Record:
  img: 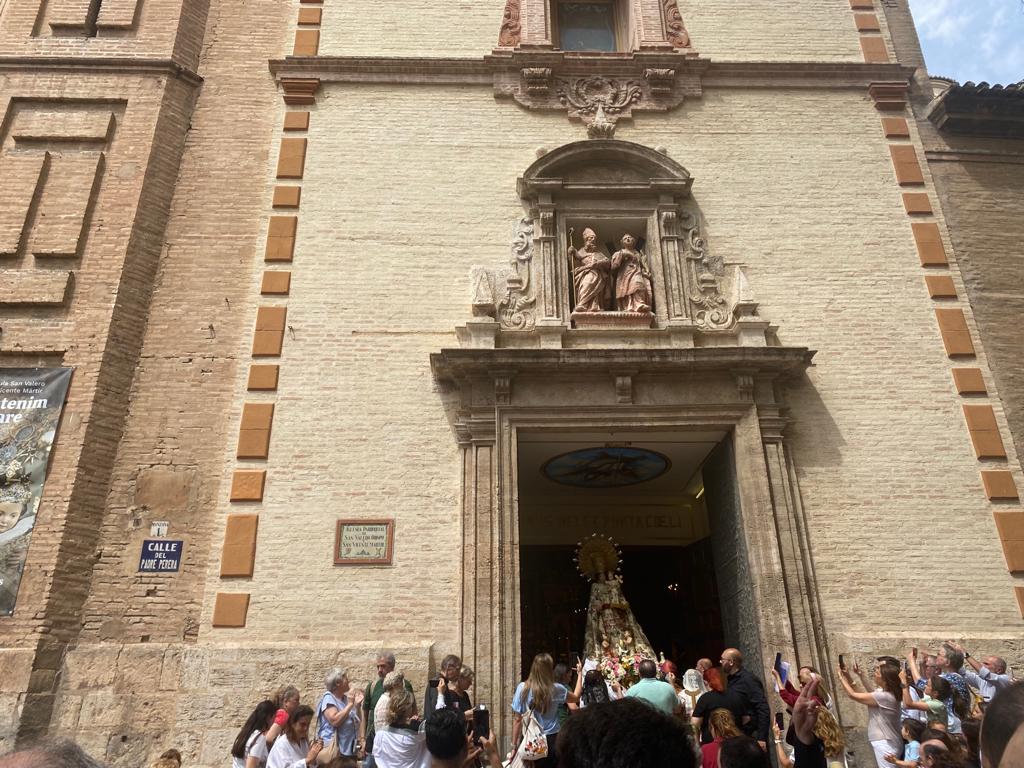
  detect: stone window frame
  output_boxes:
[499,0,691,53]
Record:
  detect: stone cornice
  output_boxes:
[430,346,815,384]
[925,149,1024,165]
[269,55,911,89]
[0,56,203,85]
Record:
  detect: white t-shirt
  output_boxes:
[267,735,309,768]
[233,730,269,768]
[867,690,901,743]
[372,725,430,768]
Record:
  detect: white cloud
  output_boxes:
[909,0,1024,84]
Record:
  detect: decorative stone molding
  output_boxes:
[613,372,635,404]
[644,68,676,96]
[268,57,912,91]
[493,372,514,405]
[280,78,320,105]
[521,67,552,95]
[868,81,909,110]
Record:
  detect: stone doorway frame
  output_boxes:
[432,347,828,741]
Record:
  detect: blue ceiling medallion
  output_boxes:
[541,446,671,488]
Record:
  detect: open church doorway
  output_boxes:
[516,429,748,678]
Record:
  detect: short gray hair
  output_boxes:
[377,650,396,665]
[325,667,347,691]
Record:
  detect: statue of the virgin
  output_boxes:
[575,535,656,665]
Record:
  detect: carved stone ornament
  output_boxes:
[558,77,642,139]
[497,0,521,47]
[521,67,552,96]
[644,68,676,96]
[680,214,733,331]
[662,0,691,48]
[488,52,705,138]
[465,217,538,335]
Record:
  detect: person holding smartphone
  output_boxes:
[837,659,902,768]
[424,655,462,716]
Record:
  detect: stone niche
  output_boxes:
[461,139,770,349]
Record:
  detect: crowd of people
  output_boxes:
[217,642,1019,768]
[0,643,1019,768]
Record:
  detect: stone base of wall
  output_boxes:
[2,641,435,766]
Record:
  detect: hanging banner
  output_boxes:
[0,368,73,616]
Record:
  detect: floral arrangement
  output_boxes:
[598,645,646,686]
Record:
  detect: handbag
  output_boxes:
[505,708,548,767]
[313,694,341,765]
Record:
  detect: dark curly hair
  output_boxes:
[556,698,695,768]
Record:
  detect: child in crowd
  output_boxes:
[884,718,925,768]
[901,672,951,730]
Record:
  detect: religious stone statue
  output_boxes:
[611,233,653,313]
[568,227,611,312]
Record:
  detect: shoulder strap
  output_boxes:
[315,693,326,731]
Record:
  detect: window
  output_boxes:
[557,1,618,51]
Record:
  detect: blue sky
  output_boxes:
[908,0,1024,85]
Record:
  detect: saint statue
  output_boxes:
[611,233,653,313]
[575,535,656,669]
[568,227,611,312]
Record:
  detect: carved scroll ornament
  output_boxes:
[497,217,537,330]
[498,0,521,47]
[684,224,732,330]
[662,0,690,48]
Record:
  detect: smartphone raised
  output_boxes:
[838,654,846,671]
[473,705,490,745]
[775,712,784,731]
[428,678,441,689]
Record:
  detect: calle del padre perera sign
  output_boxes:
[138,539,183,572]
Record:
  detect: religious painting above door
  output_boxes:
[541,446,670,487]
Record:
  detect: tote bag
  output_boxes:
[504,708,547,767]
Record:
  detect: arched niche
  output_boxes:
[464,140,766,349]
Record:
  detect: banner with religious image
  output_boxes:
[0,368,73,615]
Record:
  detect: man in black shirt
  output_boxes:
[691,676,746,745]
[720,648,770,748]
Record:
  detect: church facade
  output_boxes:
[0,0,1022,764]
